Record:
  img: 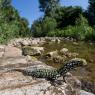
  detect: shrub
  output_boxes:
[32,17,57,37]
[85,27,95,41]
[0,0,31,43]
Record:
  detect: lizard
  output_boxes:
[2,58,87,80]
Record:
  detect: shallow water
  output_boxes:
[40,40,95,81]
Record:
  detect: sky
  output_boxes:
[12,0,89,26]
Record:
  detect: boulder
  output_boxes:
[0,68,83,95]
[0,45,5,58]
[3,46,22,58]
[81,79,95,94]
[73,42,79,45]
[80,90,94,95]
[52,55,66,63]
[65,52,79,58]
[7,38,23,47]
[60,48,78,58]
[60,48,69,55]
[22,47,44,56]
[45,50,58,58]
[55,38,61,43]
[0,56,92,95]
[65,72,81,95]
[21,39,32,46]
[31,38,40,45]
[25,55,32,62]
[45,51,67,64]
[31,47,44,52]
[8,38,33,47]
[0,73,93,95]
[0,68,91,95]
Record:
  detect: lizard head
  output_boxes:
[70,58,87,66]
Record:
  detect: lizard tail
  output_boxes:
[0,68,25,74]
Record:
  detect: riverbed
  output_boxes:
[38,40,95,82]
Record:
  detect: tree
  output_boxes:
[87,0,95,25]
[39,0,60,17]
[18,17,31,37]
[31,17,57,37]
[0,0,31,43]
[54,6,83,28]
[0,0,11,8]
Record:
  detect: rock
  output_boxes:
[31,56,38,61]
[65,52,79,58]
[31,47,44,52]
[3,46,22,58]
[7,37,62,47]
[22,46,44,56]
[60,48,78,58]
[81,79,95,94]
[52,55,66,63]
[0,56,28,67]
[80,90,94,95]
[0,56,88,95]
[8,38,36,47]
[26,55,32,62]
[65,73,81,95]
[31,38,40,45]
[73,42,79,45]
[0,45,5,52]
[45,50,58,58]
[70,52,79,57]
[0,52,4,58]
[0,70,82,95]
[21,39,32,46]
[0,45,5,58]
[45,51,67,64]
[55,39,61,43]
[45,37,61,43]
[89,43,93,45]
[60,48,69,55]
[8,38,23,47]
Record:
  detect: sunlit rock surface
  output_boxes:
[0,37,94,95]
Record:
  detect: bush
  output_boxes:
[85,28,95,41]
[0,0,31,43]
[32,17,57,37]
[47,22,95,41]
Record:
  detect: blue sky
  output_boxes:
[12,0,89,25]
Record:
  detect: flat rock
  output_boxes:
[0,57,28,67]
[45,50,58,58]
[3,46,22,58]
[22,46,44,56]
[60,48,69,55]
[80,90,94,95]
[0,59,85,95]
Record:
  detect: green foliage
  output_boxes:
[54,6,83,28]
[39,0,60,17]
[42,17,57,35]
[32,3,95,41]
[1,0,95,43]
[31,18,43,37]
[47,15,95,41]
[0,0,11,8]
[85,28,95,41]
[87,0,95,25]
[0,0,31,43]
[32,17,57,37]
